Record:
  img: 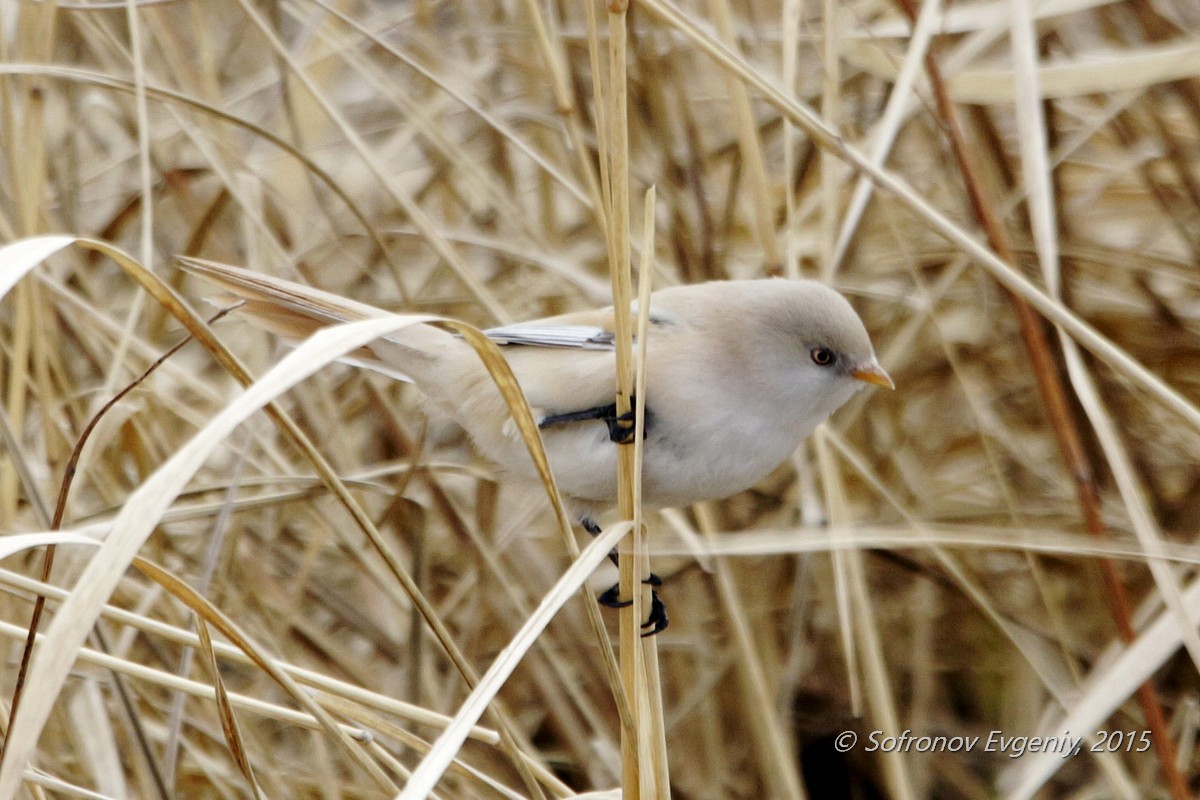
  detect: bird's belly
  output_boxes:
[529,415,806,510]
[530,424,622,504]
[638,421,803,508]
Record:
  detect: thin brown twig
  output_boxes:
[2,303,238,769]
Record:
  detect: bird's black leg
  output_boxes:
[540,404,615,428]
[580,517,620,569]
[540,398,647,445]
[581,516,669,636]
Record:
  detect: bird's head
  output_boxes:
[756,280,893,406]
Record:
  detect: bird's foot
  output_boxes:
[603,405,637,445]
[539,398,646,444]
[597,574,668,636]
[581,518,669,635]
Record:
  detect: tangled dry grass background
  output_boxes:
[0,0,1198,798]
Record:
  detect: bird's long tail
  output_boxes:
[177,257,451,383]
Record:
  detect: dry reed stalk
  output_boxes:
[0,565,518,748]
[816,430,914,800]
[640,0,1200,433]
[696,499,808,800]
[633,189,670,798]
[4,303,237,772]
[591,3,670,798]
[889,0,1189,794]
[0,238,555,798]
[707,0,781,270]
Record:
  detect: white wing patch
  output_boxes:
[483,324,616,350]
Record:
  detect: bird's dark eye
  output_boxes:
[810,347,836,367]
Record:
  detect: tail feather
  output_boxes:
[179,257,386,326]
[178,257,451,383]
[179,257,619,508]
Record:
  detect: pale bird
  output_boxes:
[182,260,893,633]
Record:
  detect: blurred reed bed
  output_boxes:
[0,0,1198,798]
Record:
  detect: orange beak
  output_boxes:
[851,361,895,390]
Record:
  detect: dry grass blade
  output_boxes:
[397,523,629,800]
[0,237,551,797]
[830,0,943,270]
[654,525,1200,566]
[0,565,504,747]
[817,430,912,799]
[0,532,102,559]
[0,309,451,795]
[129,556,395,790]
[639,0,1200,433]
[696,500,808,800]
[194,619,266,800]
[1006,575,1200,799]
[0,236,76,294]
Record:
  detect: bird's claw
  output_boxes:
[596,575,669,636]
[604,408,638,444]
[597,584,631,609]
[641,591,669,637]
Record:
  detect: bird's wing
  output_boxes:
[482,323,615,350]
[482,309,628,417]
[479,300,662,351]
